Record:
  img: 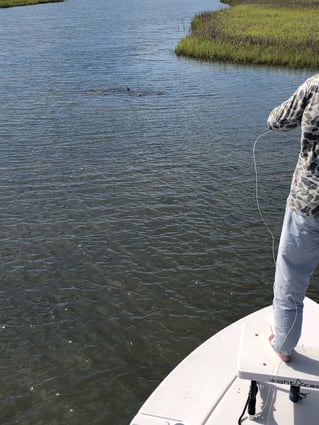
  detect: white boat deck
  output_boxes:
[130,297,319,425]
[238,320,319,389]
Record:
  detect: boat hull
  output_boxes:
[130,297,319,425]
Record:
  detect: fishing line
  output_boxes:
[252,129,298,349]
[252,130,276,266]
[250,129,299,424]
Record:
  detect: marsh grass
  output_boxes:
[176,2,319,68]
[0,0,63,7]
[222,0,319,6]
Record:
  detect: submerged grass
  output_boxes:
[0,0,63,7]
[175,1,319,68]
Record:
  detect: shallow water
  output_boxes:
[0,0,318,424]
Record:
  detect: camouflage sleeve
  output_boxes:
[267,83,309,131]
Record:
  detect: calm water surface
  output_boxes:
[0,0,318,424]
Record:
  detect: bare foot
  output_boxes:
[269,334,291,362]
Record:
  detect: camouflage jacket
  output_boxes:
[267,73,319,216]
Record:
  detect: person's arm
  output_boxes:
[267,82,310,131]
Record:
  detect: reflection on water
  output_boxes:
[0,0,317,423]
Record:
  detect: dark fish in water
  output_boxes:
[84,87,164,97]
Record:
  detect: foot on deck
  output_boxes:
[268,335,291,362]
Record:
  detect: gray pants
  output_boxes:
[271,205,319,356]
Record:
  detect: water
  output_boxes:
[0,1,318,424]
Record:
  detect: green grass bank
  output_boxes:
[0,0,63,7]
[175,0,319,68]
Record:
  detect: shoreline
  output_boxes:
[175,0,319,69]
[0,0,63,7]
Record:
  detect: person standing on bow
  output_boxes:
[267,73,319,362]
